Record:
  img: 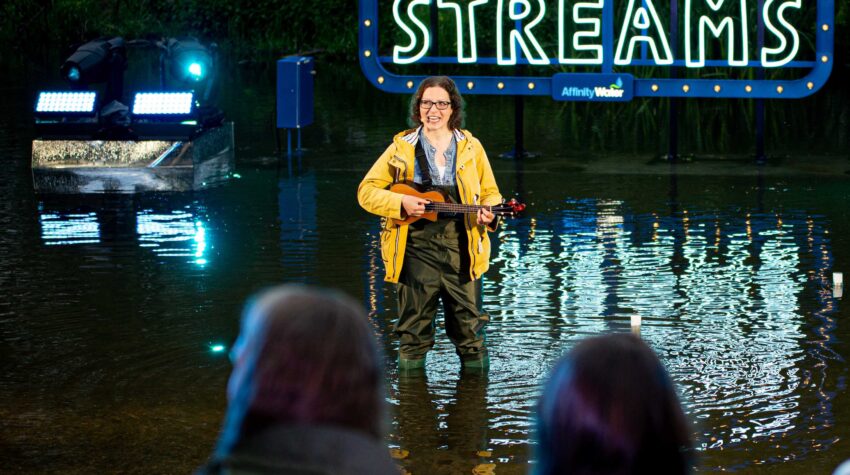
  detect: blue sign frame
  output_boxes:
[358,0,833,99]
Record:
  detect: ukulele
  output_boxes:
[390,182,526,226]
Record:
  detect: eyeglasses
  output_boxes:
[420,100,451,110]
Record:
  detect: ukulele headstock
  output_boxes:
[497,198,526,217]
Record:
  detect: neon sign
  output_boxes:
[359,0,834,99]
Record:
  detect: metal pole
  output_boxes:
[287,129,292,157]
[274,104,281,154]
[755,0,766,163]
[513,3,525,159]
[755,100,765,163]
[668,100,679,161]
[667,0,679,161]
[515,94,525,159]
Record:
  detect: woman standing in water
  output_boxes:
[358,76,503,369]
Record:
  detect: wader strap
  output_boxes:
[415,139,432,188]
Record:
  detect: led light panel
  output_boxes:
[35,91,97,113]
[132,92,194,115]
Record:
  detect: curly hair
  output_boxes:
[408,75,465,130]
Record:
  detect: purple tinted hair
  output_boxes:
[535,333,693,475]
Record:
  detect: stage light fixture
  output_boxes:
[33,90,100,138]
[60,37,126,85]
[35,91,98,115]
[166,38,213,83]
[132,92,195,116]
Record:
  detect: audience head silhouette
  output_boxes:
[204,284,397,475]
[535,333,693,475]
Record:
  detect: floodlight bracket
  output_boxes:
[60,37,126,105]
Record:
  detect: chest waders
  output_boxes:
[395,182,488,368]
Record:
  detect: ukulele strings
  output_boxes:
[424,202,512,214]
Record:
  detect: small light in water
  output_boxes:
[211,344,225,352]
[232,173,241,178]
[194,222,207,261]
[630,315,641,336]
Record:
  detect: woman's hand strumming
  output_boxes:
[402,195,429,217]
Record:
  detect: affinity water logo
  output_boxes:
[560,77,624,99]
[596,77,625,98]
[552,73,634,102]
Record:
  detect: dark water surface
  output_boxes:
[2,62,850,474]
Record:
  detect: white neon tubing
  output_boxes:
[393,0,432,65]
[558,0,604,65]
[685,0,749,67]
[436,0,489,63]
[614,0,674,65]
[497,0,550,65]
[761,0,801,67]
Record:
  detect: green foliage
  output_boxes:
[0,0,358,60]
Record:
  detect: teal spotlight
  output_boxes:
[166,38,213,84]
[66,67,81,82]
[188,62,203,80]
[58,37,126,106]
[60,37,125,85]
[210,344,226,353]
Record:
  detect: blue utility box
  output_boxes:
[276,56,314,129]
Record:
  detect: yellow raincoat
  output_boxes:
[357,127,502,283]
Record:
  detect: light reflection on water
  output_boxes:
[279,170,318,281]
[39,211,100,245]
[459,200,837,472]
[39,205,210,265]
[28,173,842,474]
[137,210,209,265]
